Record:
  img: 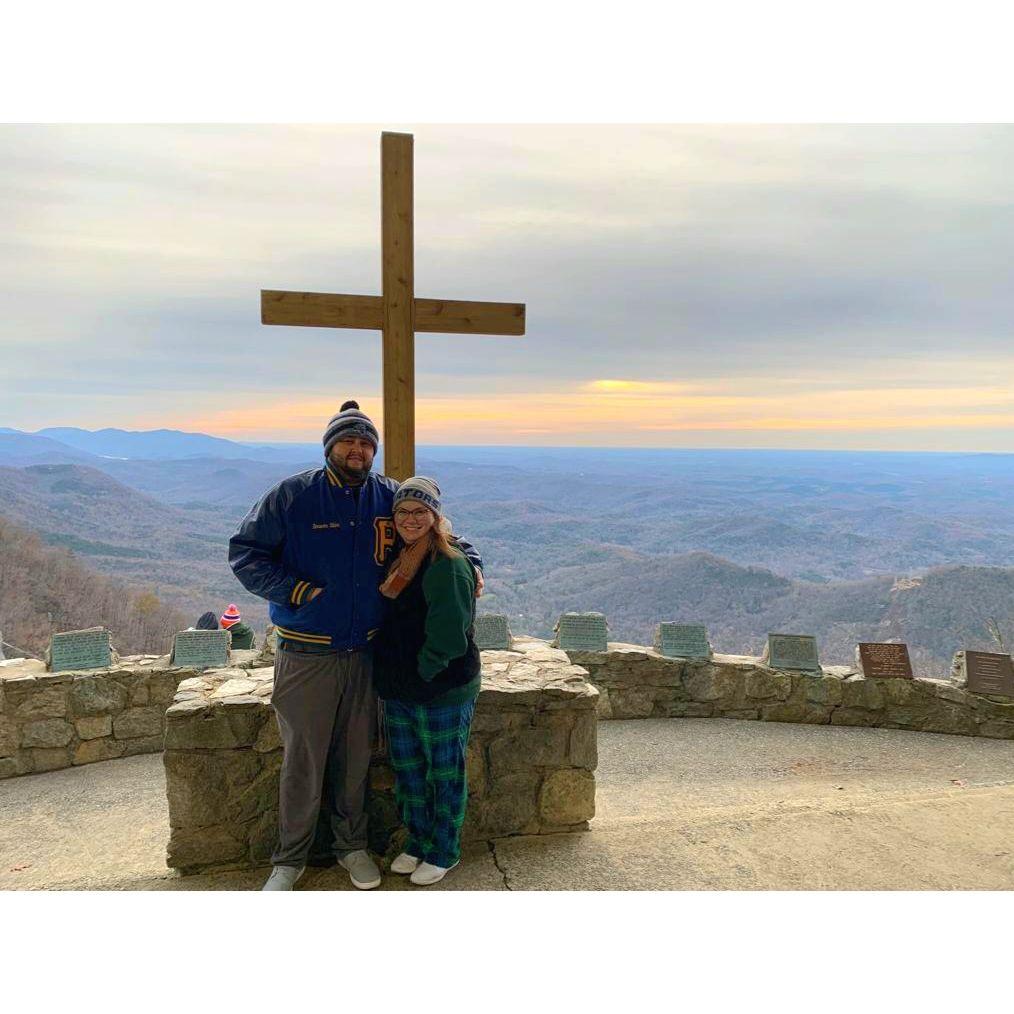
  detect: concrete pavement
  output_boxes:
[2,718,1013,890]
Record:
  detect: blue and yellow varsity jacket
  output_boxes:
[228,462,481,652]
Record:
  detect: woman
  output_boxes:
[373,476,481,886]
[219,603,255,650]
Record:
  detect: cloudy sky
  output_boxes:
[3,123,1014,450]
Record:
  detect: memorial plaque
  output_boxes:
[172,629,231,670]
[474,613,512,651]
[766,633,821,672]
[554,612,608,652]
[49,628,112,673]
[857,642,913,680]
[655,622,711,659]
[965,650,1014,698]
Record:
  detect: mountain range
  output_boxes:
[2,425,1014,670]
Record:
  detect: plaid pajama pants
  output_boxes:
[384,696,477,869]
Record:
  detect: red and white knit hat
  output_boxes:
[220,604,241,629]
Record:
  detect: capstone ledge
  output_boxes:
[560,641,1014,740]
[0,659,235,779]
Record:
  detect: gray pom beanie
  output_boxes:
[323,400,379,455]
[393,476,442,515]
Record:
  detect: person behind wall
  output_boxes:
[219,603,255,650]
[372,476,481,887]
[228,400,483,892]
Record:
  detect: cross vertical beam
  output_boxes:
[261,131,525,483]
[381,132,416,481]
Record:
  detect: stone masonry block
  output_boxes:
[122,735,166,757]
[978,720,1014,740]
[466,741,487,798]
[841,678,884,711]
[12,688,68,721]
[164,705,263,751]
[0,717,18,757]
[921,706,978,737]
[568,713,598,769]
[666,701,715,718]
[804,675,844,706]
[113,707,163,740]
[148,671,182,706]
[538,769,595,826]
[684,666,739,703]
[165,751,232,828]
[21,718,75,749]
[69,676,129,717]
[75,715,113,740]
[466,771,540,839]
[761,701,832,725]
[745,670,792,700]
[607,688,656,718]
[167,825,247,873]
[488,725,569,774]
[73,738,125,765]
[253,715,282,753]
[31,747,72,772]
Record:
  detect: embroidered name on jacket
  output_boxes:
[312,522,342,530]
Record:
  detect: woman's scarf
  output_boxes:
[380,533,433,599]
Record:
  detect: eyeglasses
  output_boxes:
[394,508,432,522]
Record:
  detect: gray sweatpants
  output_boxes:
[270,645,376,868]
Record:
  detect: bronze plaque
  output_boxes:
[50,628,112,672]
[656,623,711,659]
[965,651,1014,698]
[858,642,913,680]
[474,613,511,651]
[766,633,821,672]
[555,613,608,652]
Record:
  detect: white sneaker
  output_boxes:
[390,852,420,875]
[261,865,306,891]
[410,860,459,886]
[338,849,382,890]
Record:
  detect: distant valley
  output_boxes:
[3,426,1014,671]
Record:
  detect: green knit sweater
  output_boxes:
[227,622,255,650]
[419,553,480,706]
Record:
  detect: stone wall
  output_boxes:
[564,642,1014,739]
[164,638,598,875]
[0,650,261,779]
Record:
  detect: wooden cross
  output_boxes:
[261,131,526,481]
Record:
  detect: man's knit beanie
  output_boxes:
[393,476,442,515]
[220,604,241,629]
[323,400,380,455]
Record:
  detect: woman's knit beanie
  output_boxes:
[393,476,442,515]
[220,604,241,629]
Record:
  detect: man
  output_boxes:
[228,400,482,891]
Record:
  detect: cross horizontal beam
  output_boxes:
[261,289,525,336]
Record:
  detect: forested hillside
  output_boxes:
[0,463,267,625]
[0,515,188,658]
[4,431,1014,673]
[478,548,1014,672]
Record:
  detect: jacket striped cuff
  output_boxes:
[276,625,332,646]
[290,581,321,606]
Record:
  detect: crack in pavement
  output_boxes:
[487,839,512,890]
